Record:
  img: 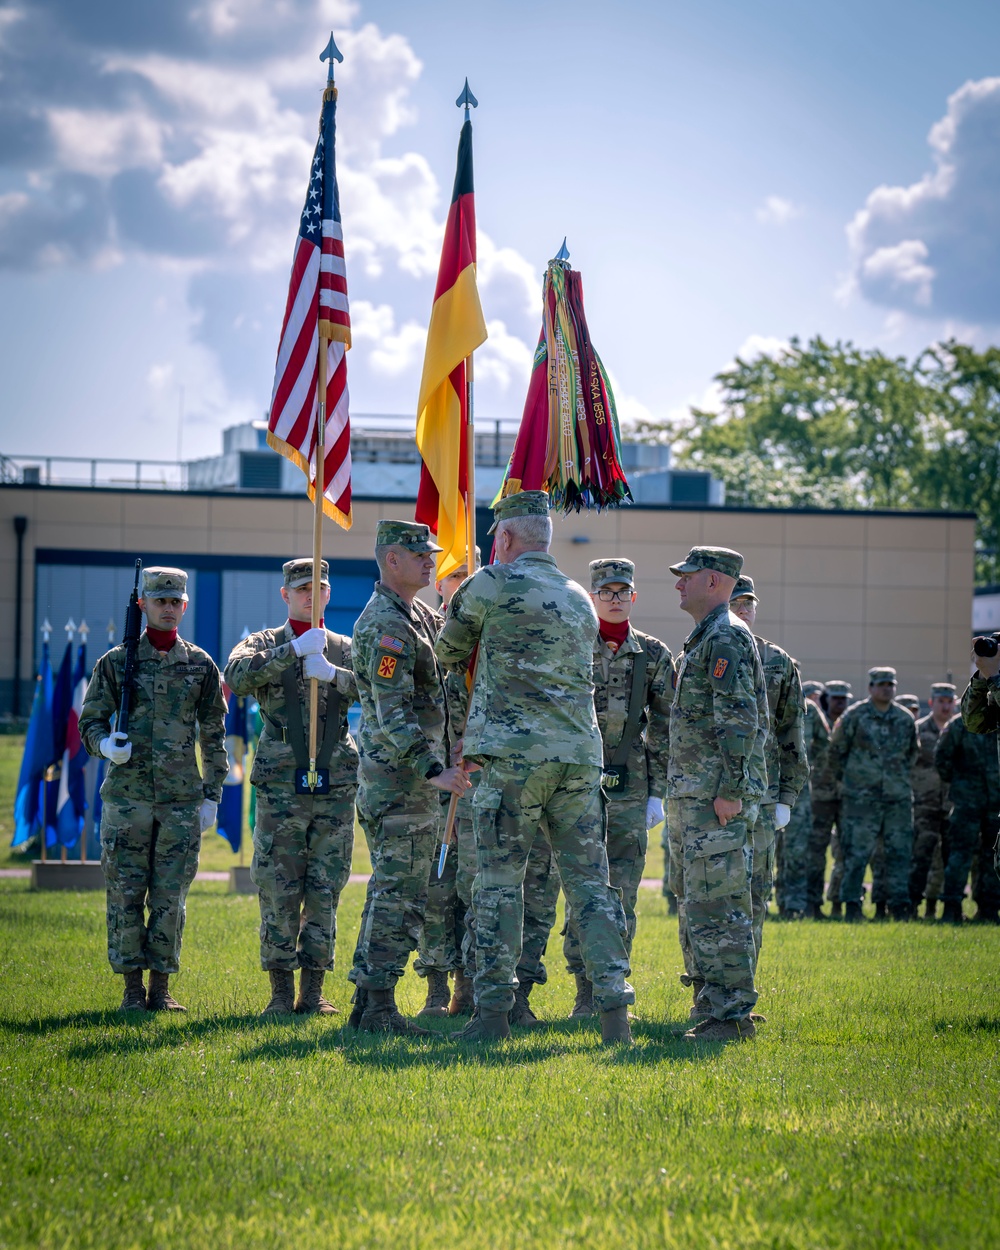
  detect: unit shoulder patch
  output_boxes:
[376,654,399,681]
[708,643,741,693]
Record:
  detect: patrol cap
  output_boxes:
[488,490,551,534]
[824,679,853,697]
[283,558,330,590]
[930,682,956,698]
[802,680,826,697]
[375,520,442,553]
[897,693,920,711]
[729,574,758,602]
[868,666,898,685]
[590,558,635,591]
[669,546,744,580]
[141,567,189,602]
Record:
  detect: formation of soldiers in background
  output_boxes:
[78,495,1000,1045]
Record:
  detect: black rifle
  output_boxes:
[116,560,143,736]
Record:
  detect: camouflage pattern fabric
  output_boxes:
[960,675,1000,875]
[224,623,358,971]
[668,603,767,1019]
[99,798,201,974]
[828,698,917,909]
[935,711,1000,908]
[908,713,950,907]
[750,803,776,951]
[350,583,450,989]
[81,635,228,973]
[516,827,560,987]
[784,699,830,913]
[807,718,843,906]
[564,798,646,973]
[472,759,632,1013]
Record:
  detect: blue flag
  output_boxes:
[12,642,54,848]
[45,638,74,849]
[56,640,88,848]
[216,689,247,854]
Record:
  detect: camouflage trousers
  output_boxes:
[942,802,1000,908]
[472,760,633,1015]
[839,798,913,910]
[750,804,776,957]
[350,780,442,991]
[775,789,811,914]
[806,797,842,906]
[250,784,355,972]
[99,796,201,975]
[413,799,467,977]
[564,797,646,975]
[661,820,677,908]
[907,807,947,905]
[667,797,758,1021]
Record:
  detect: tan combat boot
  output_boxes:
[359,987,431,1036]
[448,968,475,1016]
[146,970,186,1012]
[416,969,451,1018]
[600,1006,633,1045]
[455,1007,510,1042]
[509,981,542,1028]
[261,969,296,1016]
[295,968,339,1015]
[570,972,595,1018]
[683,1015,756,1043]
[119,969,147,1013]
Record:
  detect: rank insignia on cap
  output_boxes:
[713,658,729,679]
[377,655,398,680]
[379,635,405,654]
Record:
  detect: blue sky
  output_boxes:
[0,0,998,464]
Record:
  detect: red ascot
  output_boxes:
[599,619,630,654]
[145,626,178,653]
[288,618,314,638]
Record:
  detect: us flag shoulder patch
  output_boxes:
[377,654,398,680]
[379,634,405,653]
[713,658,729,679]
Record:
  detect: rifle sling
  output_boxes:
[607,638,648,770]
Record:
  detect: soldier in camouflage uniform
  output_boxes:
[667,547,768,1044]
[729,576,808,939]
[871,693,924,917]
[961,639,1000,880]
[80,567,228,1013]
[224,558,358,1016]
[435,492,634,1045]
[349,521,470,1035]
[935,704,1000,923]
[906,683,955,920]
[563,558,672,1018]
[807,679,852,917]
[827,667,917,921]
[792,681,830,920]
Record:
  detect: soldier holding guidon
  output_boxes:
[224,558,358,1016]
[80,567,228,1013]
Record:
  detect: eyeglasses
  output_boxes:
[596,588,633,603]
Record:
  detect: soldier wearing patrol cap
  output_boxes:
[224,558,359,1016]
[348,521,470,1035]
[906,682,956,919]
[826,666,917,920]
[80,566,228,1012]
[807,678,854,917]
[436,491,635,1045]
[666,547,768,1042]
[561,557,673,1018]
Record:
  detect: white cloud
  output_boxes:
[755,195,801,226]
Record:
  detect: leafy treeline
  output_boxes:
[631,337,1000,585]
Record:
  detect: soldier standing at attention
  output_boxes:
[564,558,672,1018]
[435,491,634,1045]
[827,667,917,921]
[349,521,470,1035]
[907,683,956,920]
[80,567,228,1013]
[224,559,358,1016]
[808,679,853,917]
[667,547,767,1044]
[794,681,831,920]
[729,576,808,934]
[961,638,1000,883]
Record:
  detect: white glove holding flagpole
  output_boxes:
[292,627,327,657]
[303,653,337,683]
[100,732,131,765]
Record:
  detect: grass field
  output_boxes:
[2,741,1000,1248]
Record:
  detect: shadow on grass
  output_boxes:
[933,1015,1000,1036]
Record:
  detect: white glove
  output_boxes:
[198,799,218,833]
[291,627,327,657]
[774,802,791,830]
[100,732,132,765]
[303,653,337,683]
[645,796,664,830]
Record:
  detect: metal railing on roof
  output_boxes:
[1,455,188,491]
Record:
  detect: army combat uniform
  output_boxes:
[961,671,1000,879]
[806,679,853,913]
[827,670,917,919]
[667,550,767,1027]
[788,697,830,918]
[907,698,952,916]
[79,568,228,1005]
[435,492,633,1041]
[935,711,1000,922]
[223,559,358,1013]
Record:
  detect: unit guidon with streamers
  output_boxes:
[267,86,353,529]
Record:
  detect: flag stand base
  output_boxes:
[31,861,104,891]
[229,866,255,895]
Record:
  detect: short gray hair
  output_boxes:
[496,514,552,550]
[375,544,403,576]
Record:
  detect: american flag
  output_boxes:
[268,86,352,529]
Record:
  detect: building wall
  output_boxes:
[0,484,977,710]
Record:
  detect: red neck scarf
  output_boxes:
[145,626,178,652]
[288,618,318,637]
[599,619,630,653]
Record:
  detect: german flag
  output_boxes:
[414,117,487,579]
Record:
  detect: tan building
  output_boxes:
[0,483,976,710]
